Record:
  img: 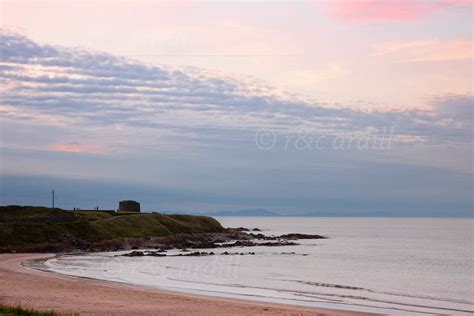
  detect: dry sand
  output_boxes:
[0,253,380,315]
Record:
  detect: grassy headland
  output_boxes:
[0,206,223,253]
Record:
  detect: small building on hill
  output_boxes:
[118,200,141,213]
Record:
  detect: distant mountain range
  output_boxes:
[161,208,405,217]
[161,208,281,217]
[200,208,281,217]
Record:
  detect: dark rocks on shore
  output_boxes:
[223,240,299,247]
[248,233,272,240]
[120,249,311,257]
[117,229,327,258]
[222,240,255,247]
[219,251,256,256]
[15,223,326,254]
[259,241,298,246]
[177,251,214,257]
[122,251,166,257]
[122,251,144,257]
[148,252,167,257]
[115,230,325,258]
[120,250,260,257]
[248,232,325,241]
[234,227,250,232]
[231,227,262,232]
[278,233,326,240]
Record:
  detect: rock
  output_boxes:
[278,233,325,240]
[259,241,298,246]
[147,252,166,257]
[121,250,167,257]
[249,233,268,239]
[219,251,255,256]
[228,240,256,247]
[123,251,144,257]
[177,251,215,257]
[101,230,323,256]
[234,227,250,232]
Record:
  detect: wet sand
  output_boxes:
[0,253,379,315]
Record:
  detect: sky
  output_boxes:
[0,0,472,216]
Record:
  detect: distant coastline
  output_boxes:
[161,208,474,218]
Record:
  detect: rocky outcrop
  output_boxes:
[118,229,327,257]
[278,233,325,240]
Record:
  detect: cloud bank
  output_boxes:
[1,31,471,144]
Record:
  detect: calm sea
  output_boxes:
[45,217,474,315]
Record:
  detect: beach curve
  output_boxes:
[0,253,380,316]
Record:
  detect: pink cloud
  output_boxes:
[373,38,473,62]
[326,0,472,21]
[49,142,102,154]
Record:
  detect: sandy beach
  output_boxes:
[0,253,378,316]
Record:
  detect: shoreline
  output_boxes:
[0,253,379,316]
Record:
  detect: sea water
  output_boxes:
[44,217,474,315]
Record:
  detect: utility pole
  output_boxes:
[52,189,55,209]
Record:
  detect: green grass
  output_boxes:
[0,305,78,316]
[0,206,73,219]
[89,213,222,240]
[0,206,224,251]
[72,211,113,220]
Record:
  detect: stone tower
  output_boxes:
[118,200,140,213]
